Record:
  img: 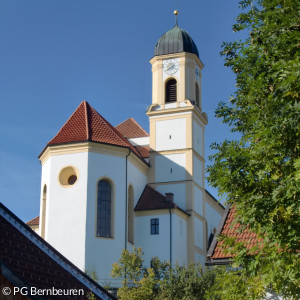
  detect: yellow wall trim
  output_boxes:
[40,142,149,174]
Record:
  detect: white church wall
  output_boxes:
[85,151,127,283]
[193,156,204,188]
[128,136,149,146]
[127,160,148,206]
[155,153,186,182]
[39,156,51,237]
[193,185,204,216]
[44,152,88,271]
[195,252,205,268]
[192,120,204,158]
[155,118,186,151]
[194,217,204,249]
[127,159,148,249]
[172,214,187,266]
[135,213,171,267]
[205,201,222,236]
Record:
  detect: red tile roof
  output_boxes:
[115,117,148,138]
[207,206,263,261]
[135,146,150,158]
[26,216,39,226]
[135,185,189,215]
[43,101,146,163]
[0,203,115,300]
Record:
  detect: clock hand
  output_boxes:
[167,65,174,71]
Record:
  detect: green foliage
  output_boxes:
[85,269,99,283]
[111,248,219,300]
[85,269,98,300]
[207,0,300,298]
[160,264,219,300]
[111,247,159,299]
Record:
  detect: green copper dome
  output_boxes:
[154,25,199,58]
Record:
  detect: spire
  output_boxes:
[174,10,179,27]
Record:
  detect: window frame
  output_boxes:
[165,78,177,103]
[96,179,113,238]
[150,218,159,235]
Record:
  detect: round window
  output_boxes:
[68,175,77,185]
[59,166,78,187]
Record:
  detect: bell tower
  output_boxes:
[150,11,204,109]
[147,11,209,264]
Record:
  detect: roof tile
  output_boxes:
[135,185,176,211]
[26,216,39,226]
[45,101,146,162]
[135,146,150,158]
[208,206,262,260]
[116,118,148,138]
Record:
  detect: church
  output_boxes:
[28,15,224,287]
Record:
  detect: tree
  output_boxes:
[159,264,218,300]
[207,0,300,298]
[111,247,160,300]
[111,247,219,300]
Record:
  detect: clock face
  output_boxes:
[163,59,179,75]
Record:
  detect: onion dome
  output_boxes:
[154,25,199,58]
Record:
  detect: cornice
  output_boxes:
[39,142,149,174]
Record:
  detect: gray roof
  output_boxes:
[154,25,199,58]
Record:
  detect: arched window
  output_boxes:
[128,186,134,244]
[97,180,112,238]
[195,83,199,106]
[41,185,47,238]
[165,79,177,103]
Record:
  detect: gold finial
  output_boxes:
[174,10,179,26]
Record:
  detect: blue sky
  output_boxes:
[0,0,245,222]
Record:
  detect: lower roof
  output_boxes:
[135,185,190,216]
[207,205,262,263]
[0,203,115,300]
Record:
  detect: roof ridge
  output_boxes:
[93,109,132,146]
[47,101,86,145]
[128,117,149,136]
[207,205,231,258]
[146,184,165,198]
[91,107,146,161]
[115,117,149,138]
[84,101,90,140]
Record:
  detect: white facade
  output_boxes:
[40,152,88,270]
[155,118,186,151]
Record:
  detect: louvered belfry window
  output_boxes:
[165,79,177,103]
[97,180,112,238]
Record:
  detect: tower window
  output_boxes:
[151,218,159,235]
[97,180,112,238]
[165,79,177,103]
